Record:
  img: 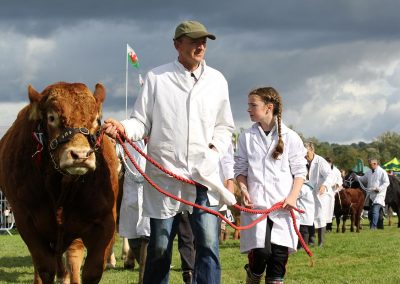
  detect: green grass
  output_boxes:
[1,219,400,283]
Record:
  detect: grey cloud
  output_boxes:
[2,0,400,143]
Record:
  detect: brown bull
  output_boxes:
[0,82,119,284]
[334,188,365,233]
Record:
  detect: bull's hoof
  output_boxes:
[123,260,135,270]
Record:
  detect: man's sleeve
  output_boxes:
[210,79,235,153]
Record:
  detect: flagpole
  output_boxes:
[125,44,129,119]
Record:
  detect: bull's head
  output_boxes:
[28,82,106,176]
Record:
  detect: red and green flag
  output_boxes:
[127,44,140,68]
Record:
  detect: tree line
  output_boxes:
[300,131,400,171]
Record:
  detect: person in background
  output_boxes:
[117,139,150,284]
[352,158,389,230]
[325,157,343,232]
[296,180,315,249]
[103,20,235,284]
[234,87,307,284]
[177,212,195,284]
[304,142,333,247]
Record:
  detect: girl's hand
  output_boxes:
[318,185,326,195]
[282,195,297,211]
[240,186,253,208]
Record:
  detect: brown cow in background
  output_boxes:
[0,82,119,283]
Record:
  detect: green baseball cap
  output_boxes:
[174,20,216,40]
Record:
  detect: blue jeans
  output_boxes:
[369,203,382,229]
[143,186,221,284]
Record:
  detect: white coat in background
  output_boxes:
[327,166,343,220]
[307,155,334,228]
[234,122,307,253]
[122,60,235,219]
[296,182,315,226]
[356,166,389,206]
[117,140,150,239]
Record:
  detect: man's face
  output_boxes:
[305,147,314,162]
[175,36,207,70]
[368,160,378,170]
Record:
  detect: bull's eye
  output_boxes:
[48,114,55,123]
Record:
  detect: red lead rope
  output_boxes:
[115,132,313,258]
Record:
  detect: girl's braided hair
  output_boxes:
[249,87,283,160]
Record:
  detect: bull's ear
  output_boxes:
[94,83,106,104]
[28,85,43,103]
[28,85,43,120]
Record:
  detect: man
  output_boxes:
[104,20,235,284]
[353,158,390,230]
[304,142,333,247]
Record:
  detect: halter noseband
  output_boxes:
[49,126,100,151]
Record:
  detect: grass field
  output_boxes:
[0,219,399,284]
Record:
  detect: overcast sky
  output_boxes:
[1,0,400,144]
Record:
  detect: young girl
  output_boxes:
[234,87,307,284]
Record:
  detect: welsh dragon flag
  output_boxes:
[127,44,140,68]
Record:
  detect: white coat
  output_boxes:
[117,141,150,239]
[356,166,389,206]
[307,155,334,228]
[296,182,315,226]
[327,166,343,220]
[122,60,235,219]
[234,122,307,252]
[219,143,235,212]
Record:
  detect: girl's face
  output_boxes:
[247,95,273,122]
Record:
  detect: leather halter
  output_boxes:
[49,126,100,151]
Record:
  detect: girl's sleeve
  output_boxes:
[288,132,307,179]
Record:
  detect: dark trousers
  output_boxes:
[248,218,289,278]
[178,211,195,273]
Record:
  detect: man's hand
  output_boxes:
[103,118,125,139]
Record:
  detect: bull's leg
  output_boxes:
[65,239,85,284]
[13,213,57,284]
[34,267,43,284]
[30,247,57,284]
[397,211,400,228]
[121,237,130,260]
[350,211,355,232]
[388,207,393,227]
[341,215,347,233]
[233,218,241,240]
[355,210,361,233]
[335,215,340,233]
[82,220,115,283]
[223,225,230,241]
